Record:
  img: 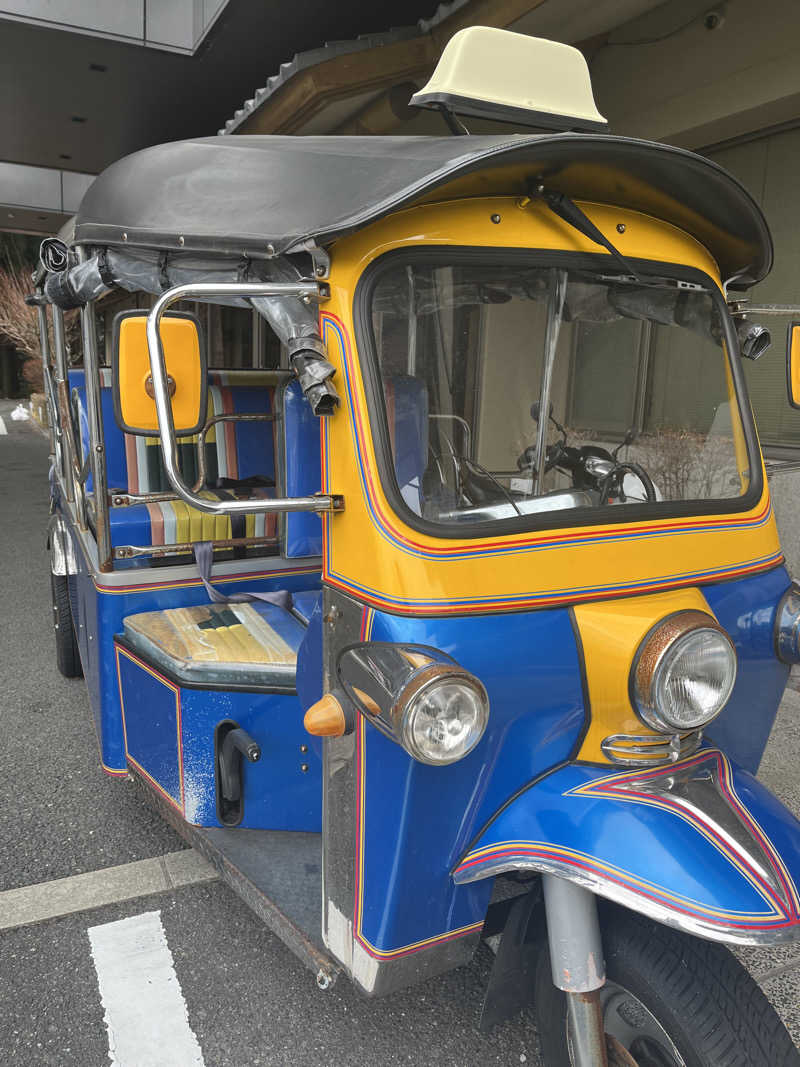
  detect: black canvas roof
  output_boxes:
[72,134,772,286]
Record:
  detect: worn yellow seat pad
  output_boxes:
[124,603,298,668]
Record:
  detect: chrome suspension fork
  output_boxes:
[542,874,609,1067]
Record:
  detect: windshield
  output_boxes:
[366,258,753,531]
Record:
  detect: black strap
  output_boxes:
[215,475,275,491]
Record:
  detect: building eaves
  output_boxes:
[218,0,469,135]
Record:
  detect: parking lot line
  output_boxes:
[89,910,205,1066]
[0,416,7,435]
[0,849,218,931]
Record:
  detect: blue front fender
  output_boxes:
[453,749,800,946]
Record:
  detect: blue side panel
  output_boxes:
[296,597,324,715]
[355,606,586,956]
[179,688,321,830]
[117,650,182,804]
[115,648,321,829]
[704,566,791,773]
[283,380,322,557]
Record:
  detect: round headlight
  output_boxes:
[633,611,737,732]
[398,674,489,765]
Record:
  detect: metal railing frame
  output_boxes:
[77,249,113,569]
[145,280,342,520]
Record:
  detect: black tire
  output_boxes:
[534,902,800,1067]
[50,571,82,678]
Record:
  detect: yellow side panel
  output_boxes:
[572,588,715,762]
[117,314,203,434]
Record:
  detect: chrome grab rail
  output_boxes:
[115,533,279,560]
[145,281,342,517]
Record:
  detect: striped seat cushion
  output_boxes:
[113,376,278,548]
[125,377,277,495]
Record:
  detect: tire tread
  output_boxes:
[51,572,82,678]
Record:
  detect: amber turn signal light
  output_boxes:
[304,693,347,737]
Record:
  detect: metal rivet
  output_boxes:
[266,243,275,256]
[178,236,185,246]
[300,763,309,773]
[122,232,128,241]
[300,744,308,754]
[616,223,626,234]
[490,214,501,224]
[315,265,326,277]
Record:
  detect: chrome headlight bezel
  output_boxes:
[631,610,737,733]
[337,642,490,766]
[775,582,800,664]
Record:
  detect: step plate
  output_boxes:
[128,763,340,986]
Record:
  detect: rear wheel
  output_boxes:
[50,571,82,678]
[534,903,799,1066]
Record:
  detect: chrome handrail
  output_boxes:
[115,533,279,559]
[146,281,342,516]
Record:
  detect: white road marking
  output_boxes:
[88,910,205,1066]
[0,849,217,932]
[0,416,7,435]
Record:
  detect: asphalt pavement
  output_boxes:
[0,396,798,1066]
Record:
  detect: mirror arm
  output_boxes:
[145,281,343,516]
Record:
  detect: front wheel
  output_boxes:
[534,903,799,1066]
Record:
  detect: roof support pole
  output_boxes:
[35,302,56,458]
[51,306,75,503]
[77,247,112,571]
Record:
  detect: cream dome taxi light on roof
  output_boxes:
[411,26,608,132]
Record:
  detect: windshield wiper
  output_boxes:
[536,187,643,281]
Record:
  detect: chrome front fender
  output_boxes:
[454,749,800,946]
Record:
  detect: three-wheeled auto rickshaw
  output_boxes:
[32,27,800,1066]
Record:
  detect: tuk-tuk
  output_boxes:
[33,27,800,1066]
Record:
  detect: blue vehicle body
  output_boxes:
[318,565,800,974]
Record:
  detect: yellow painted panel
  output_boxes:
[573,588,715,762]
[317,196,780,615]
[117,314,203,434]
[789,324,800,407]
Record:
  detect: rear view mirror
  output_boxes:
[112,310,206,436]
[787,322,800,409]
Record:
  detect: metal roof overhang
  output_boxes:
[72,133,773,286]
